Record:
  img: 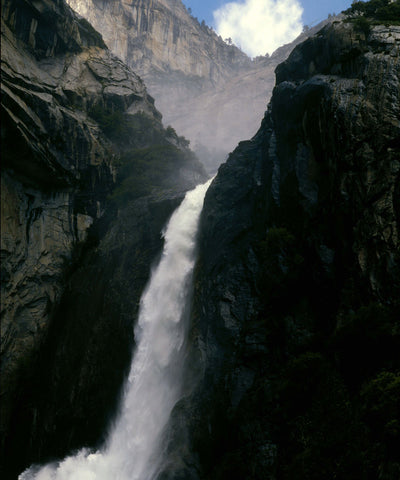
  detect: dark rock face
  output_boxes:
[171,22,400,479]
[3,4,399,479]
[1,0,205,476]
[4,192,183,476]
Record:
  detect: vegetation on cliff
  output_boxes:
[88,105,202,203]
[345,0,400,32]
[252,223,400,479]
[3,1,399,479]
[345,0,400,22]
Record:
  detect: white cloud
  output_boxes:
[213,0,303,58]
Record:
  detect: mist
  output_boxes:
[65,0,336,173]
[66,0,296,174]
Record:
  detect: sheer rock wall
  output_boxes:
[1,0,204,476]
[167,21,400,480]
[66,0,335,168]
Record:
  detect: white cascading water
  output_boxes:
[20,178,212,480]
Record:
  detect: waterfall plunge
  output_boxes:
[20,179,212,480]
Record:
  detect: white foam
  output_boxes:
[20,179,212,480]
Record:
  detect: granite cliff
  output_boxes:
[1,0,204,476]
[65,0,251,163]
[2,1,400,479]
[161,19,400,480]
[66,0,336,170]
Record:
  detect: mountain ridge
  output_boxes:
[66,0,339,170]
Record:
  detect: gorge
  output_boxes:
[65,0,334,171]
[20,179,212,480]
[1,0,400,479]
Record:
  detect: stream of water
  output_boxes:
[20,179,212,480]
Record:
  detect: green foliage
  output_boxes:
[281,352,327,408]
[361,371,400,431]
[89,106,168,147]
[344,0,400,24]
[166,125,190,148]
[89,104,129,140]
[353,15,372,34]
[165,125,177,137]
[374,0,400,21]
[360,371,400,472]
[253,212,399,478]
[273,350,363,480]
[179,136,190,148]
[124,112,168,147]
[266,300,400,478]
[87,106,197,206]
[109,145,193,205]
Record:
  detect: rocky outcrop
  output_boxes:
[66,0,250,86]
[1,0,205,476]
[4,1,399,478]
[163,21,400,479]
[65,0,251,163]
[66,0,337,170]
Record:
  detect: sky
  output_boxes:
[182,0,354,57]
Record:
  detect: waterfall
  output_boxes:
[20,178,212,480]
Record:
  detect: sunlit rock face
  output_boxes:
[67,0,250,85]
[164,21,400,479]
[66,0,335,169]
[66,0,252,161]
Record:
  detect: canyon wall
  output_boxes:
[165,20,400,480]
[1,0,204,476]
[3,1,399,478]
[66,0,335,169]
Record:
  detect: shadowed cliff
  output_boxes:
[164,19,400,480]
[2,1,400,479]
[1,0,205,476]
